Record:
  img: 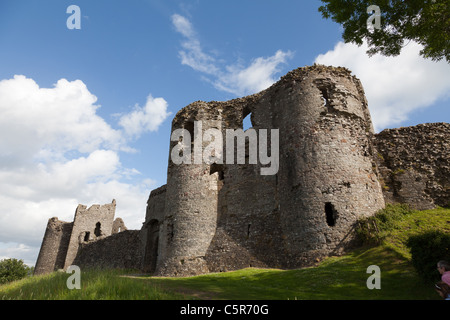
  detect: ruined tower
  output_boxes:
[155,103,228,275]
[34,199,120,275]
[35,65,448,277]
[261,66,385,267]
[148,65,385,277]
[63,200,117,269]
[34,218,73,275]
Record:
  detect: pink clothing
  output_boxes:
[442,271,450,286]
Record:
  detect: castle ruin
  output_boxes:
[35,65,450,277]
[34,200,126,274]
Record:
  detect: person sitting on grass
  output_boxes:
[437,260,450,286]
[435,281,450,300]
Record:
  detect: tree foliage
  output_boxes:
[0,258,30,284]
[356,203,415,245]
[407,230,450,283]
[318,0,450,63]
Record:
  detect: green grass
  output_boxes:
[356,204,450,259]
[382,206,450,259]
[0,269,184,300]
[146,246,435,300]
[1,206,448,300]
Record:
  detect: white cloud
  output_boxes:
[171,14,219,76]
[0,76,125,165]
[0,243,35,266]
[0,76,163,266]
[315,41,450,131]
[119,94,171,138]
[215,50,293,96]
[171,14,293,97]
[172,13,195,38]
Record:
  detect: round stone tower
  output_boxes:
[152,65,386,276]
[253,65,385,266]
[155,101,228,276]
[34,217,73,275]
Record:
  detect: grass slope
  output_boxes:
[0,268,184,300]
[145,246,435,300]
[1,206,448,300]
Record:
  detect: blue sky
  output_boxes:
[0,0,449,266]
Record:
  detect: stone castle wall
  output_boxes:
[374,123,450,210]
[151,65,386,277]
[63,200,117,269]
[34,199,123,275]
[35,65,449,278]
[141,185,166,273]
[73,230,142,270]
[34,218,73,275]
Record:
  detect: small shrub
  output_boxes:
[0,258,30,284]
[406,230,450,283]
[356,203,415,245]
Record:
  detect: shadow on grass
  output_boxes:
[143,246,438,300]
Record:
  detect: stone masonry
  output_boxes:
[373,123,450,210]
[35,199,125,275]
[149,65,386,276]
[35,65,449,277]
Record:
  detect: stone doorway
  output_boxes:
[143,220,159,273]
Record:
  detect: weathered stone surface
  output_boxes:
[112,217,127,234]
[34,218,73,275]
[140,185,166,273]
[150,65,386,277]
[374,123,450,210]
[73,230,142,270]
[35,65,449,278]
[34,200,122,275]
[63,200,117,269]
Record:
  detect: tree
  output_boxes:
[407,230,450,283]
[0,258,30,284]
[318,0,450,63]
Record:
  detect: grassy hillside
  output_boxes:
[1,206,448,300]
[145,246,436,300]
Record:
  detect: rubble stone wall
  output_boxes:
[374,123,450,210]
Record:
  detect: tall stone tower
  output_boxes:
[259,66,385,266]
[156,102,227,276]
[34,218,73,275]
[146,65,385,277]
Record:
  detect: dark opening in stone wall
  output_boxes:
[325,202,338,227]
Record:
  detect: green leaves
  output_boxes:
[318,0,450,62]
[407,230,450,283]
[0,258,30,285]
